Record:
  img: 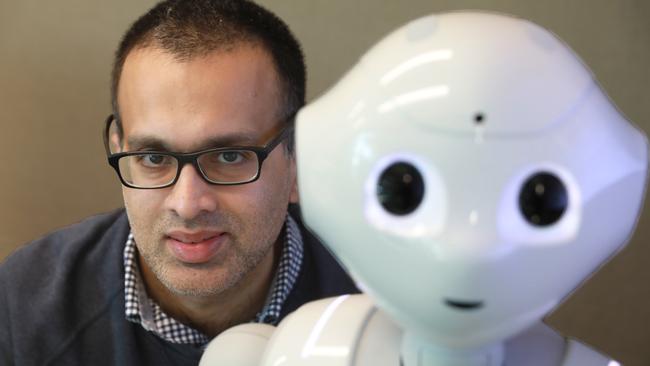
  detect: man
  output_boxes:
[0,0,357,364]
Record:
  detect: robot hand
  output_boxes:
[199,323,274,366]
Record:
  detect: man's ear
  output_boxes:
[110,132,123,153]
[108,119,124,153]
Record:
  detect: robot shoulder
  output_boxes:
[261,293,402,366]
[199,322,275,366]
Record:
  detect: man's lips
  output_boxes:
[166,230,227,264]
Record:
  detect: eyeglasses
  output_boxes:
[103,114,294,189]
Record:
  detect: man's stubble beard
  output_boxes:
[128,208,283,298]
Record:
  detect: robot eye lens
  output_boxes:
[377,162,425,215]
[518,172,568,226]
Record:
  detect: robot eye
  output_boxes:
[498,165,579,246]
[365,153,446,238]
[518,172,568,227]
[377,162,425,215]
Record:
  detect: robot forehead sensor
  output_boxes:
[357,11,596,138]
[368,82,597,141]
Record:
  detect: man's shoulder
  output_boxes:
[0,208,130,303]
[1,208,129,275]
[0,209,132,364]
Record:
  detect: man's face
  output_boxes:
[117,44,298,297]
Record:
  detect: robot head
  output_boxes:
[296,12,647,348]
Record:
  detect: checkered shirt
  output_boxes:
[123,214,304,346]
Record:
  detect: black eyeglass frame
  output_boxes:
[103,114,295,189]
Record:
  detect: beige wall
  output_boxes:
[1,0,649,364]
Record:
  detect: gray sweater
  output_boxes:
[0,209,357,365]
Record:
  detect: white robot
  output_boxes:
[200,11,648,366]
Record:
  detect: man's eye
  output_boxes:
[138,154,171,167]
[217,151,244,164]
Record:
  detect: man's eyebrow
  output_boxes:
[126,136,173,151]
[126,133,261,152]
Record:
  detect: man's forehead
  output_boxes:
[118,43,282,112]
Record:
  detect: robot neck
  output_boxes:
[401,332,504,366]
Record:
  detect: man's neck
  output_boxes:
[139,241,280,337]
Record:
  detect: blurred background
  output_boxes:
[1,0,648,364]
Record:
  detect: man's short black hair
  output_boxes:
[111,0,305,149]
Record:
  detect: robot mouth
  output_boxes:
[444,298,484,310]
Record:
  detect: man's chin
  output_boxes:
[162,278,232,298]
[166,285,226,298]
[157,264,237,298]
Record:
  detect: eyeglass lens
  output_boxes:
[117,150,260,188]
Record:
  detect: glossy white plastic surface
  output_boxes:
[296,10,647,354]
[198,323,274,366]
[259,295,401,366]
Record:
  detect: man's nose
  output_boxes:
[164,164,218,219]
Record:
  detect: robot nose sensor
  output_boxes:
[444,298,484,311]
